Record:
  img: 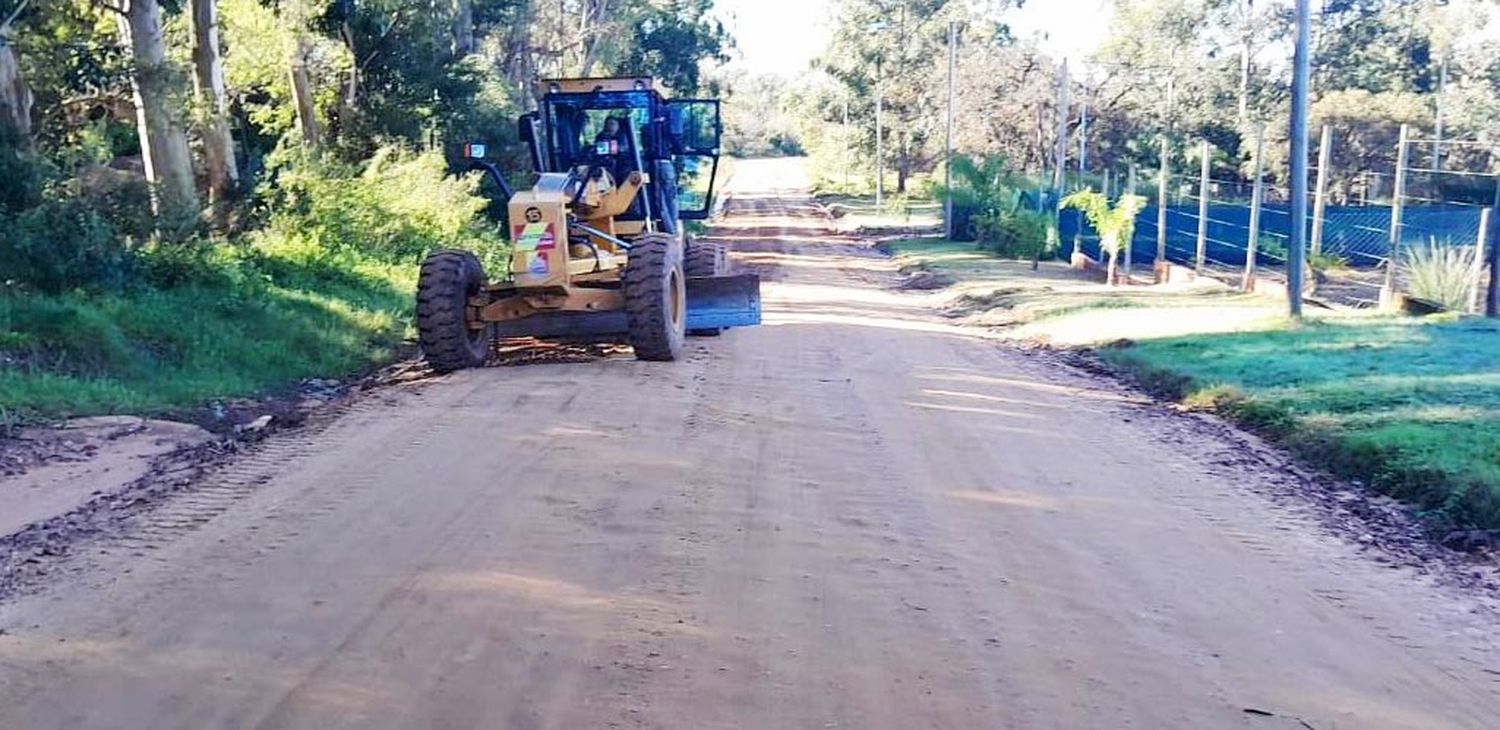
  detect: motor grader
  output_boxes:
[415,76,760,371]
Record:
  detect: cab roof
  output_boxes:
[537,77,669,98]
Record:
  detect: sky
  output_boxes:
[714,0,1118,77]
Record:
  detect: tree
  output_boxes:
[1062,189,1148,285]
[113,0,199,222]
[0,0,33,141]
[191,0,239,203]
[820,0,953,193]
[623,0,730,93]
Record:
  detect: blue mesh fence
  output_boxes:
[1058,203,1487,268]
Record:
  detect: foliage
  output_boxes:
[1404,240,1479,311]
[624,0,732,94]
[1060,190,1148,258]
[262,146,505,263]
[1308,251,1350,271]
[934,153,1050,259]
[0,195,134,294]
[975,207,1051,260]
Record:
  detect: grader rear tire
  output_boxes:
[685,238,729,337]
[623,233,686,361]
[416,249,490,372]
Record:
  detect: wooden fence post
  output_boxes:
[1311,124,1331,256]
[1471,208,1491,313]
[1125,164,1138,282]
[1195,140,1210,272]
[1242,125,1266,293]
[1156,138,1169,283]
[1381,123,1411,309]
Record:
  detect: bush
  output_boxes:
[0,197,136,294]
[264,146,504,262]
[1405,240,1478,311]
[935,154,1052,259]
[975,208,1051,260]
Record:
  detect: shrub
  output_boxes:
[0,197,135,294]
[975,208,1051,260]
[937,154,1051,259]
[1308,251,1349,271]
[1061,190,1149,283]
[264,146,503,262]
[1404,240,1478,311]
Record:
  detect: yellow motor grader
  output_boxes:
[416,77,760,371]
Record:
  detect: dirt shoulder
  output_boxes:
[879,236,1500,559]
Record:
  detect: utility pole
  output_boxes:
[944,20,956,239]
[1287,0,1311,318]
[842,96,849,188]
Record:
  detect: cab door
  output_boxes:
[666,100,721,220]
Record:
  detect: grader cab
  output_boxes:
[416,76,760,371]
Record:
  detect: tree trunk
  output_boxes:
[578,0,608,76]
[119,0,199,224]
[452,0,474,57]
[0,36,32,142]
[190,0,239,205]
[1107,251,1119,286]
[288,35,321,149]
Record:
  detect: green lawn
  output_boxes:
[814,192,944,232]
[0,254,416,426]
[887,237,1500,529]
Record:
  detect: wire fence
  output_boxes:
[1049,126,1498,312]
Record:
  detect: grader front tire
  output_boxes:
[624,233,687,361]
[416,249,490,373]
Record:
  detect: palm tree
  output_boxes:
[1061,190,1149,285]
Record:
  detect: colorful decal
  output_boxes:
[512,222,557,253]
[527,251,549,275]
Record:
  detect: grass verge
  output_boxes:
[887,237,1500,530]
[0,249,417,424]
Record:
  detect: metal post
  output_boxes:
[875,73,883,211]
[943,20,956,239]
[1054,59,1069,193]
[1079,97,1088,175]
[1125,164,1138,282]
[1195,140,1210,272]
[1382,123,1411,308]
[842,97,849,188]
[1055,59,1071,258]
[1156,138,1169,282]
[1489,217,1500,318]
[1243,125,1266,292]
[1288,0,1311,317]
[1311,124,1331,256]
[1435,55,1448,168]
[1471,208,1491,313]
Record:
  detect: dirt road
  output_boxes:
[4,159,1500,729]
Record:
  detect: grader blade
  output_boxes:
[686,273,762,330]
